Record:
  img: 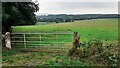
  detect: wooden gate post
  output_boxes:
[73,32,80,48]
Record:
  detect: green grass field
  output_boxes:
[12,19,118,42]
[2,18,118,66]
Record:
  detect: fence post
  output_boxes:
[73,32,80,48]
[23,33,26,49]
[4,32,11,49]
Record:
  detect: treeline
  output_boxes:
[36,14,118,23]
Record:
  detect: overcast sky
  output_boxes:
[35,0,118,15]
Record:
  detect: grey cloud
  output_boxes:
[54,2,117,9]
[37,2,118,14]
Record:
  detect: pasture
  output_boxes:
[2,19,118,66]
[12,18,118,42]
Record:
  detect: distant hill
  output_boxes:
[36,14,118,23]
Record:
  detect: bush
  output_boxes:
[68,39,118,66]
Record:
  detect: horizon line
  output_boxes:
[36,13,118,15]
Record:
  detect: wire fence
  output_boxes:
[11,32,74,49]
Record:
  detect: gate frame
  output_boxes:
[10,32,74,49]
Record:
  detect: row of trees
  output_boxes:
[36,14,118,23]
[38,18,74,23]
[2,2,39,34]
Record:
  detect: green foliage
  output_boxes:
[68,39,118,66]
[2,2,39,33]
[37,14,118,23]
[43,56,87,66]
[88,39,103,53]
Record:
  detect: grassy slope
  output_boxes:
[12,19,118,42]
[3,19,118,66]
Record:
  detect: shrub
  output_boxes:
[68,39,118,66]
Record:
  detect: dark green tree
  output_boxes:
[2,2,39,34]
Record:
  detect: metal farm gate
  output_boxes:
[11,32,73,49]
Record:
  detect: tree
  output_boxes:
[2,2,39,34]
